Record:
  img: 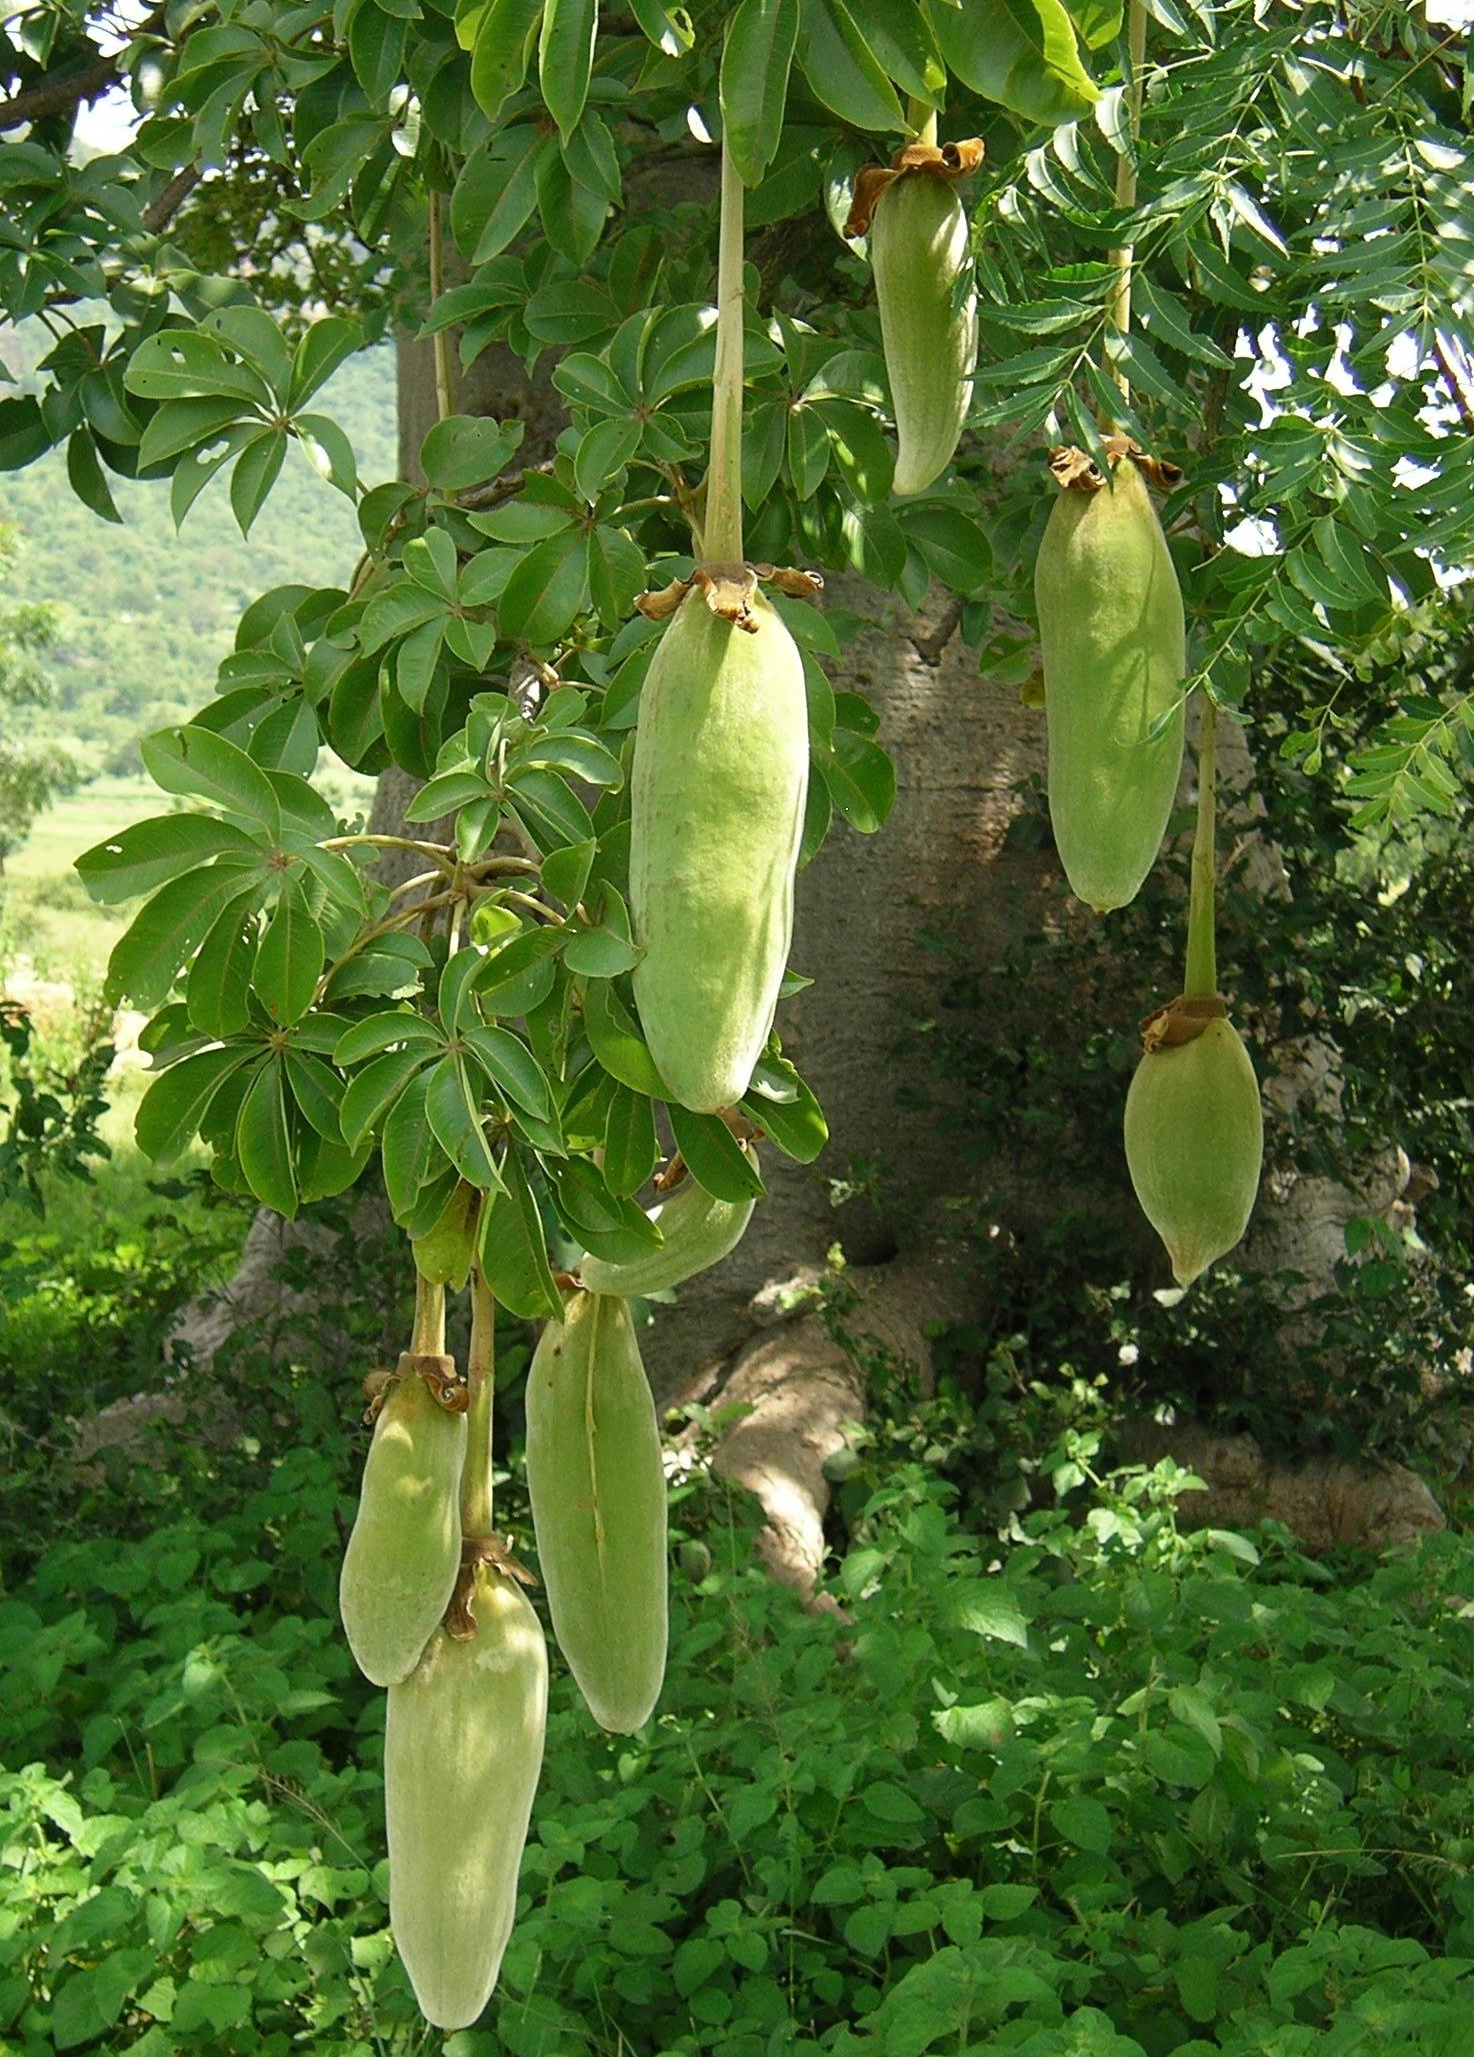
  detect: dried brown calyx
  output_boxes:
[636,562,824,633]
[1140,993,1230,1053]
[1048,436,1185,496]
[844,138,985,239]
[445,1533,539,1638]
[361,1350,468,1425]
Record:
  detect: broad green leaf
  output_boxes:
[340,1041,440,1148]
[507,766,596,851]
[135,1045,256,1164]
[420,412,526,491]
[425,1053,506,1187]
[548,1155,663,1260]
[822,728,896,832]
[66,425,122,523]
[933,0,1098,125]
[106,860,265,1009]
[254,880,324,1025]
[898,503,994,597]
[667,1105,767,1201]
[603,1083,658,1196]
[141,725,282,837]
[471,0,546,122]
[236,1057,298,1215]
[540,0,596,140]
[476,927,564,1014]
[125,328,275,406]
[334,1010,444,1066]
[477,1146,564,1319]
[1062,0,1122,46]
[77,814,260,905]
[795,0,906,133]
[284,1049,344,1142]
[584,977,667,1096]
[562,922,640,976]
[227,423,287,534]
[722,0,800,188]
[498,526,590,643]
[382,1068,451,1218]
[461,1023,554,1119]
[574,417,641,503]
[186,891,261,1037]
[740,1055,828,1161]
[288,314,364,408]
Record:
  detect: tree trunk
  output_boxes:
[156,333,1441,1580]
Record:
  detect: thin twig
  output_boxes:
[143,164,202,234]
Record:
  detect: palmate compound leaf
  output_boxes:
[105,859,270,1011]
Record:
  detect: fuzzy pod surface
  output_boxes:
[630,589,807,1112]
[525,1291,668,1733]
[386,1565,548,2030]
[339,1365,466,1688]
[578,1144,759,1295]
[1036,457,1186,912]
[870,172,977,497]
[1124,1016,1264,1286]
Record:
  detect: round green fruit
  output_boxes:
[1124,1015,1264,1286]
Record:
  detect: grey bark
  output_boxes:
[152,330,1442,1579]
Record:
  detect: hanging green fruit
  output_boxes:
[340,1336,468,1689]
[1035,441,1186,913]
[845,139,983,497]
[1124,997,1264,1285]
[385,1561,548,2030]
[524,1290,668,1733]
[629,583,807,1114]
[578,1143,759,1295]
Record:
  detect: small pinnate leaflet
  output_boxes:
[339,1364,466,1687]
[1124,1016,1264,1285]
[1036,455,1186,913]
[630,590,807,1113]
[525,1290,668,1733]
[385,1564,548,2030]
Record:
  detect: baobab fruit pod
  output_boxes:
[411,1181,477,1289]
[630,589,806,1112]
[339,1359,467,1687]
[1036,452,1186,912]
[870,172,977,496]
[525,1291,668,1733]
[578,1144,759,1295]
[1124,1009,1263,1286]
[386,1564,548,2030]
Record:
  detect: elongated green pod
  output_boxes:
[525,1291,668,1733]
[630,589,807,1112]
[339,1358,467,1688]
[1124,1015,1263,1286]
[870,172,978,497]
[578,1145,759,1295]
[1036,454,1186,912]
[386,1565,548,2030]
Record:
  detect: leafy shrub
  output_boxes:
[5,1411,1474,2056]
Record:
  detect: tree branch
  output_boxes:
[142,163,201,234]
[0,6,168,133]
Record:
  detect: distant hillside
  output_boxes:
[3,343,398,773]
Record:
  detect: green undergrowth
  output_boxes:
[4,1403,1474,2055]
